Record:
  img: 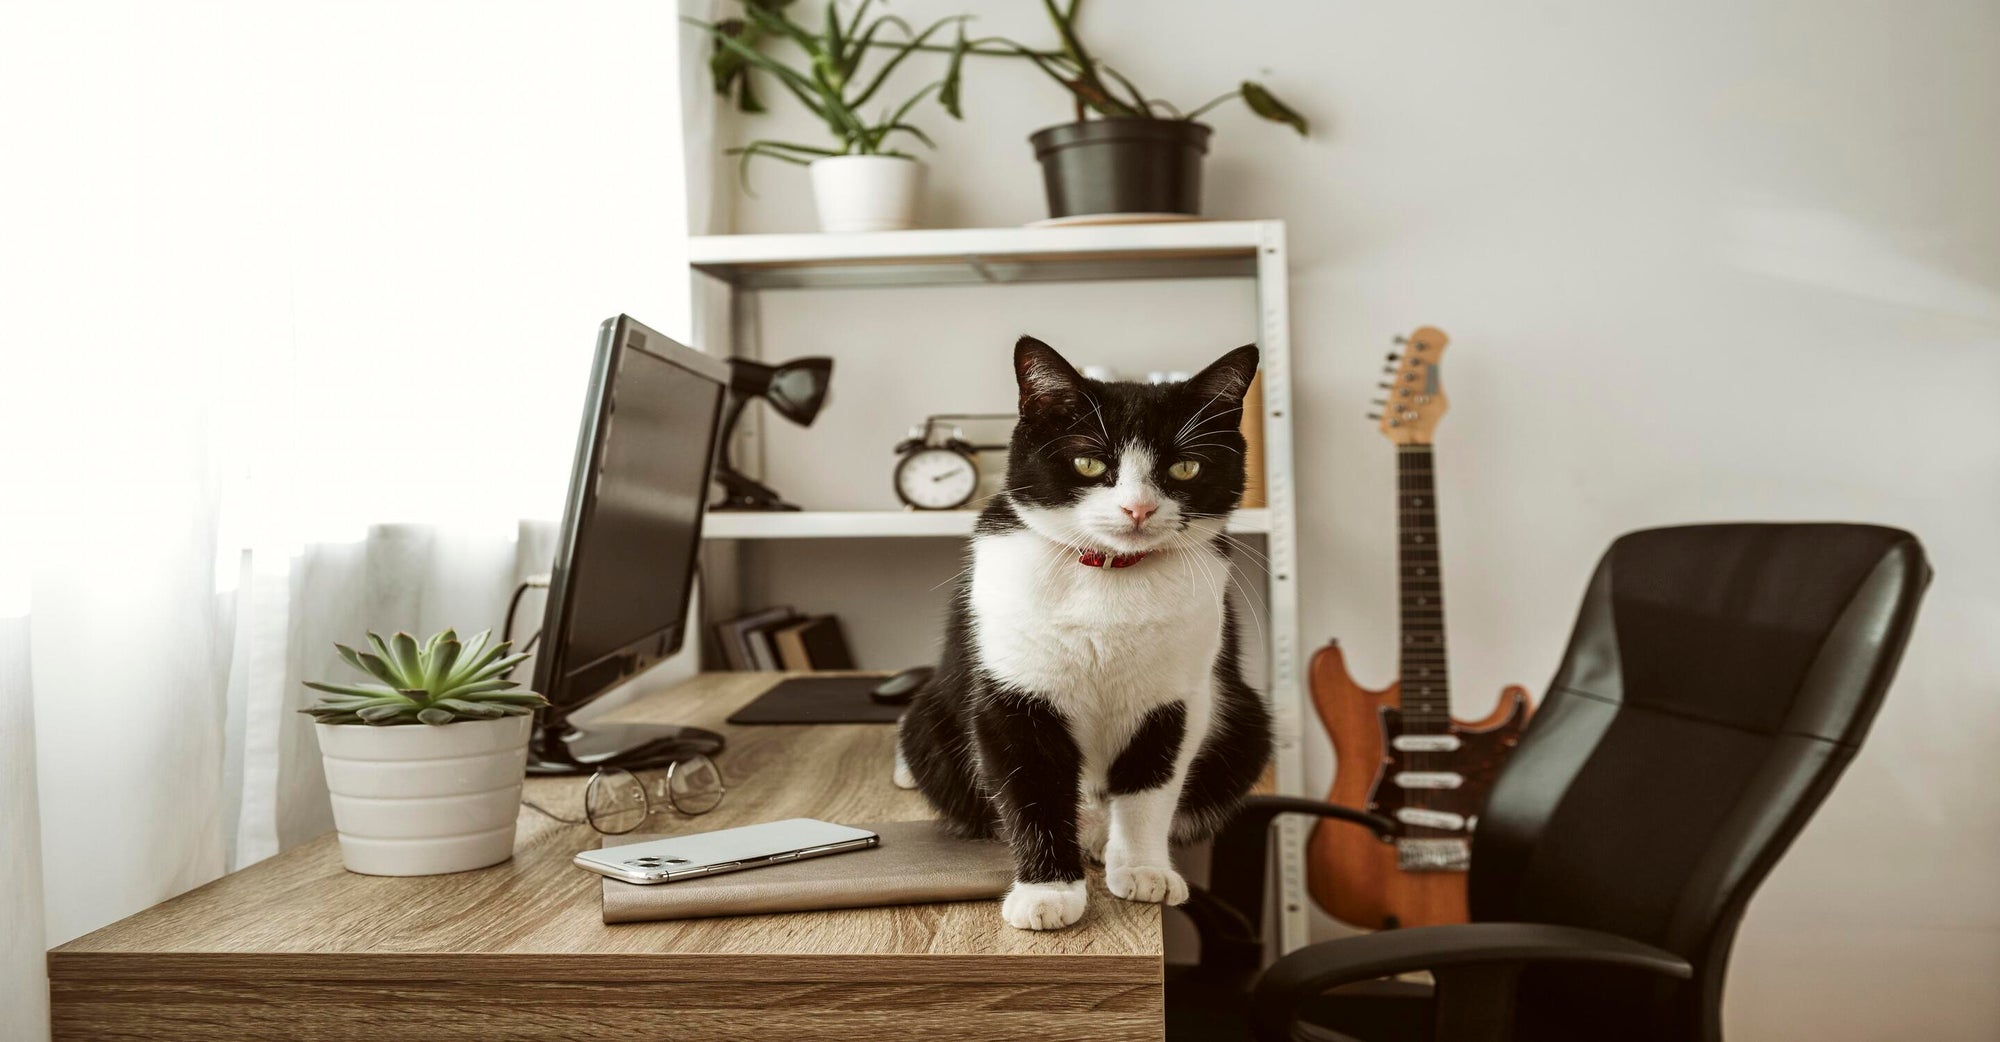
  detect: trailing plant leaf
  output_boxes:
[301,628,548,727]
[847,15,965,112]
[939,24,968,118]
[735,74,766,114]
[1099,64,1162,117]
[991,4,1311,136]
[1240,81,1308,135]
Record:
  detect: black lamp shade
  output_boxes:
[729,357,832,427]
[712,356,834,512]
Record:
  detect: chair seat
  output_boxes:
[1297,979,1435,1042]
[1168,964,1433,1042]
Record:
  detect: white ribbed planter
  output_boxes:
[809,155,925,232]
[315,715,532,876]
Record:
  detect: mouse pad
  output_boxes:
[599,819,1012,922]
[726,675,908,725]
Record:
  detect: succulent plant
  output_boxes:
[301,628,547,726]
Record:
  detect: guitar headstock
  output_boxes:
[1372,326,1450,445]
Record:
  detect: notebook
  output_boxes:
[599,819,1012,923]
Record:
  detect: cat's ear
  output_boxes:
[1015,335,1087,420]
[1186,344,1260,404]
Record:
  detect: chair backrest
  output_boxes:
[1468,523,1929,1041]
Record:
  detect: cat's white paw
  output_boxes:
[1106,865,1188,906]
[1001,879,1087,930]
[891,747,916,790]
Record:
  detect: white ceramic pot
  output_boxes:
[809,155,925,232]
[315,715,532,876]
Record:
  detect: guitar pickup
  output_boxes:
[1391,734,1463,753]
[1396,838,1471,872]
[1393,771,1465,789]
[1395,808,1467,831]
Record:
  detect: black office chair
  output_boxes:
[1171,523,1930,1042]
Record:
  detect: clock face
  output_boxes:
[895,447,979,510]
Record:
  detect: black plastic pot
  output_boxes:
[1029,118,1212,219]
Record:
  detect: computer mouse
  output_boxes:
[871,666,933,705]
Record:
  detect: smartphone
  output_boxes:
[574,818,879,884]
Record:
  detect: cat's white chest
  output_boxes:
[968,530,1224,718]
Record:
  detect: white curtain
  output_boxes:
[0,3,711,1038]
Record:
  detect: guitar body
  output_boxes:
[1307,640,1531,930]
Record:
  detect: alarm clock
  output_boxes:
[893,430,980,510]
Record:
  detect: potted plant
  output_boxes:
[692,0,971,232]
[301,628,547,876]
[999,0,1310,220]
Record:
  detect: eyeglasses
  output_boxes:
[521,754,726,835]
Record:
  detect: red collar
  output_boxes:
[1078,549,1150,569]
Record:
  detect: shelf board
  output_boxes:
[689,221,1276,290]
[703,508,1271,540]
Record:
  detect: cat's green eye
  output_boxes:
[1072,457,1108,478]
[1169,460,1202,481]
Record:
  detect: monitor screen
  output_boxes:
[534,316,728,716]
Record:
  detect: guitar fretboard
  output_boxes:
[1397,445,1450,732]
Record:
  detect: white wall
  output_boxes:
[2,4,698,1036]
[713,1,2000,1037]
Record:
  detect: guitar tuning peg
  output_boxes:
[1393,335,1409,345]
[1377,381,1393,390]
[1366,412,1382,422]
[1386,351,1399,361]
[1371,398,1387,406]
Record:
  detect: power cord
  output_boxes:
[503,574,551,678]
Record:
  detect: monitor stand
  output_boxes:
[525,720,725,776]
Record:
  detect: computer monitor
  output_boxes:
[527,314,729,774]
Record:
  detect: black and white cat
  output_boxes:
[897,336,1273,931]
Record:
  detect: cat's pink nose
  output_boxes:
[1121,501,1158,526]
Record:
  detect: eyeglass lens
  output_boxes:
[584,768,649,835]
[667,754,725,816]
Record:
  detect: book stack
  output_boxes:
[714,607,855,671]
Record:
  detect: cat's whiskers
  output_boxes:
[1174,411,1241,449]
[1175,440,1238,455]
[1171,530,1225,609]
[1082,392,1114,449]
[974,484,1035,509]
[1173,424,1235,451]
[1174,391,1230,443]
[1033,433,1105,457]
[1203,528,1274,571]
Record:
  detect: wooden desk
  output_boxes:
[49,674,1163,1041]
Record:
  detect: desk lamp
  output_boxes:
[712,356,833,511]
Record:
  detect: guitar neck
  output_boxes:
[1397,445,1450,730]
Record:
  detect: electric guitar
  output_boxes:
[1305,326,1533,930]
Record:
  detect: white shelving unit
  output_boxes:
[688,220,1309,954]
[704,507,1273,540]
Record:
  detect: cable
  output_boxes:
[502,575,551,680]
[503,573,554,646]
[502,580,533,648]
